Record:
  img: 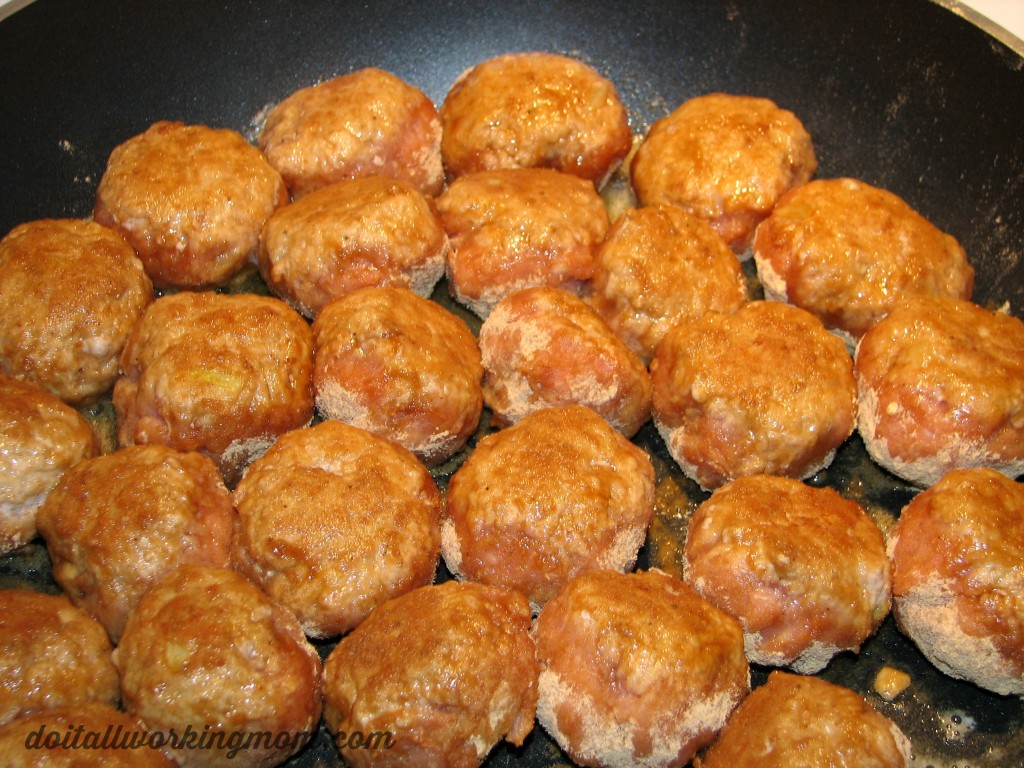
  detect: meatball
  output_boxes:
[855,297,1024,487]
[440,51,631,187]
[114,565,322,768]
[0,589,119,727]
[651,301,856,490]
[259,67,443,198]
[535,569,749,768]
[36,445,234,642]
[313,287,482,465]
[442,405,655,610]
[589,204,748,363]
[232,420,442,639]
[94,121,288,289]
[0,374,97,555]
[888,468,1024,696]
[631,93,816,254]
[113,291,314,484]
[753,177,974,344]
[479,286,651,437]
[437,168,610,318]
[684,476,891,673]
[322,581,538,768]
[0,219,153,403]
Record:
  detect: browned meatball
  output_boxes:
[114,565,322,768]
[259,68,443,198]
[113,291,314,484]
[322,581,538,768]
[36,445,234,642]
[94,121,288,289]
[479,286,651,437]
[650,301,856,490]
[631,93,816,254]
[535,569,749,768]
[443,405,655,610]
[0,219,153,403]
[437,168,610,318]
[440,52,632,187]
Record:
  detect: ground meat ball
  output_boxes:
[440,52,631,187]
[684,476,891,673]
[479,286,651,437]
[650,301,856,490]
[113,291,314,485]
[442,405,655,610]
[94,121,287,289]
[114,565,322,768]
[437,168,610,318]
[0,219,153,403]
[535,569,749,768]
[322,581,538,768]
[631,93,816,254]
[0,589,119,727]
[854,297,1024,488]
[36,445,234,642]
[313,287,482,465]
[259,68,443,198]
[888,468,1024,696]
[753,177,973,344]
[589,205,747,363]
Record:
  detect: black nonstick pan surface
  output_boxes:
[0,1,1022,766]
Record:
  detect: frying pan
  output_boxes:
[0,1,1022,766]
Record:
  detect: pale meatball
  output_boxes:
[589,204,748,363]
[259,67,443,198]
[440,51,632,187]
[437,168,610,318]
[322,581,538,768]
[855,297,1024,487]
[313,287,482,465]
[888,468,1024,696]
[479,286,651,437]
[753,177,973,344]
[232,420,442,639]
[535,569,749,768]
[36,445,234,642]
[0,219,153,403]
[650,301,856,490]
[631,93,816,254]
[259,177,448,318]
[684,476,891,673]
[94,121,288,289]
[0,375,97,555]
[114,565,322,768]
[442,405,655,610]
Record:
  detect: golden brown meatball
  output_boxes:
[322,581,538,768]
[0,219,153,403]
[0,589,119,727]
[437,168,610,318]
[94,121,288,289]
[631,93,816,254]
[479,286,651,437]
[684,476,891,673]
[232,420,442,639]
[443,405,655,610]
[650,301,856,490]
[259,68,443,198]
[114,565,322,768]
[440,52,632,187]
[36,445,234,642]
[855,297,1024,488]
[312,287,482,465]
[535,569,749,768]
